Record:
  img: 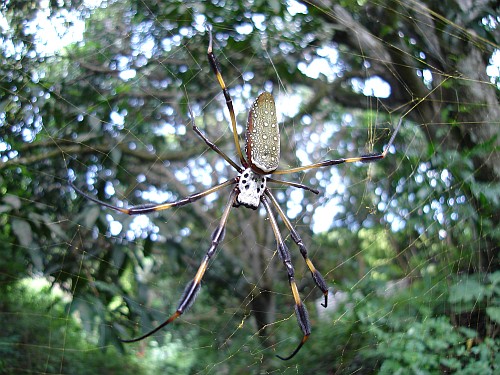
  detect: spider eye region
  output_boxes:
[245,92,280,174]
[237,168,266,209]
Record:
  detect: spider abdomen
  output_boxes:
[245,92,280,174]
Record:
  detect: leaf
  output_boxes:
[70,298,93,333]
[449,279,488,303]
[488,271,500,286]
[486,306,500,324]
[29,212,68,240]
[12,218,33,247]
[440,357,461,371]
[112,245,126,269]
[88,113,101,130]
[111,147,122,165]
[93,280,123,296]
[84,205,101,228]
[143,235,153,258]
[0,204,12,213]
[3,194,21,209]
[268,0,281,13]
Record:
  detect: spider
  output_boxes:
[71,25,402,360]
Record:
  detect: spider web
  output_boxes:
[1,0,498,374]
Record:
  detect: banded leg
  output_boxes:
[272,117,403,175]
[70,178,237,215]
[261,195,311,361]
[120,189,237,343]
[265,190,329,307]
[267,177,319,195]
[187,105,242,173]
[206,24,246,167]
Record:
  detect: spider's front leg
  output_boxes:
[71,179,237,215]
[261,195,311,361]
[120,190,237,343]
[205,23,246,167]
[272,116,403,175]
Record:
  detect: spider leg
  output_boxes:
[120,189,237,343]
[70,178,237,215]
[267,177,319,195]
[261,195,311,361]
[265,190,329,308]
[187,104,242,173]
[272,116,403,175]
[206,24,246,167]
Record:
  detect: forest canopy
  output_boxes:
[1,0,498,373]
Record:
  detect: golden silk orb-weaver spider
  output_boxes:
[71,24,402,360]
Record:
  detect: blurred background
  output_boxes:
[1,0,498,373]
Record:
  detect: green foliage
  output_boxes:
[448,271,500,335]
[297,275,498,374]
[374,318,498,375]
[300,220,498,373]
[0,281,144,374]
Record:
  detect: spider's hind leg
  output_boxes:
[265,190,329,308]
[120,190,237,343]
[261,195,312,361]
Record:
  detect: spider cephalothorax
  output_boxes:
[71,24,402,360]
[236,168,267,209]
